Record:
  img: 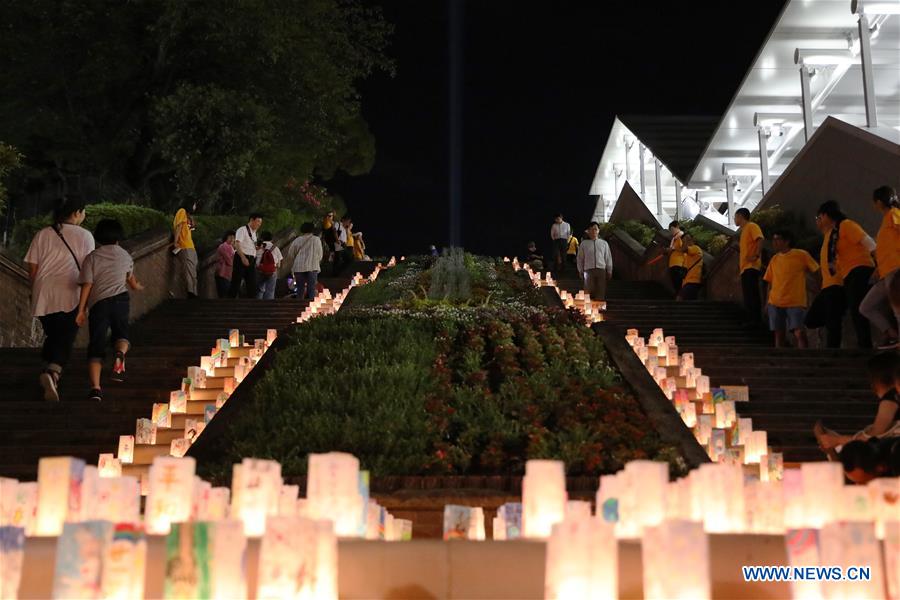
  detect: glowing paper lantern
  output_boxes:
[52,521,111,598]
[868,477,900,539]
[200,356,214,375]
[0,525,25,599]
[696,375,710,395]
[169,390,187,414]
[784,528,822,600]
[208,488,231,521]
[664,478,692,521]
[544,517,617,600]
[10,482,38,535]
[695,463,745,533]
[596,474,620,532]
[35,456,85,536]
[642,520,710,600]
[782,469,805,529]
[97,454,121,479]
[884,521,899,600]
[468,507,486,541]
[620,461,667,538]
[743,480,784,534]
[170,438,191,458]
[117,435,135,464]
[144,456,196,534]
[278,485,299,516]
[394,519,413,541]
[747,430,768,464]
[257,516,318,599]
[306,452,364,537]
[565,500,592,521]
[151,403,171,428]
[96,476,140,525]
[231,458,282,537]
[522,460,567,539]
[100,524,146,600]
[800,462,843,528]
[820,521,886,599]
[0,478,16,527]
[209,520,247,600]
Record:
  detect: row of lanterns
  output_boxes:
[504,258,605,323]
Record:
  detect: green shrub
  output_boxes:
[751,205,820,255]
[680,220,733,257]
[598,220,656,247]
[429,248,471,302]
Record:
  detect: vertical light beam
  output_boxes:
[448,0,463,246]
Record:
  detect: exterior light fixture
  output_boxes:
[852,0,900,15]
[794,48,855,66]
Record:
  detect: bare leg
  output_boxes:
[88,361,102,390]
[774,329,786,348]
[794,328,809,349]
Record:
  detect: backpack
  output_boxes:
[258,245,277,276]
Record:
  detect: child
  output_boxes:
[666,220,686,297]
[566,234,579,268]
[75,219,143,401]
[815,352,900,463]
[255,231,283,300]
[763,230,819,348]
[215,230,236,298]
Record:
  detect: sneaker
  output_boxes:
[876,338,900,350]
[39,371,59,402]
[112,352,126,382]
[88,388,103,402]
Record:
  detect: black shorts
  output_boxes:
[88,292,130,361]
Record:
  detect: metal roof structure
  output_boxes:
[589,0,900,228]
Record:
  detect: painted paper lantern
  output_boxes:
[100,524,146,600]
[800,462,843,528]
[144,456,196,535]
[695,463,745,533]
[209,519,247,600]
[35,456,85,536]
[256,516,318,599]
[306,453,366,538]
[97,454,122,478]
[231,458,282,537]
[522,460,567,539]
[544,516,617,600]
[620,461,668,538]
[642,520,710,600]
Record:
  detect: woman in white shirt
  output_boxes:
[24,196,95,401]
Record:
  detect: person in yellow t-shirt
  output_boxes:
[665,221,686,297]
[805,205,849,348]
[860,185,900,349]
[763,230,819,348]
[172,202,198,298]
[814,200,876,348]
[677,233,703,301]
[566,234,579,269]
[735,208,765,326]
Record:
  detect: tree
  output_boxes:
[0,0,393,212]
[0,143,23,213]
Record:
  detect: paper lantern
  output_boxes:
[619,461,667,538]
[313,519,339,599]
[784,528,824,599]
[231,458,282,537]
[98,454,122,478]
[743,480,783,534]
[867,477,900,539]
[9,482,38,535]
[207,488,231,521]
[820,522,886,600]
[696,375,710,395]
[0,525,25,599]
[209,520,247,600]
[522,460,567,539]
[800,462,843,528]
[695,463,745,533]
[151,403,171,428]
[0,478,15,527]
[35,456,85,536]
[683,402,697,428]
[306,452,364,537]
[544,517,617,600]
[257,516,318,599]
[144,456,196,534]
[884,521,899,600]
[169,390,187,414]
[468,507,485,541]
[840,485,873,522]
[365,500,385,540]
[52,521,111,598]
[782,469,805,529]
[444,505,472,540]
[497,503,522,539]
[95,477,140,526]
[278,485,299,516]
[642,520,710,600]
[170,438,191,458]
[565,500,592,521]
[680,352,694,370]
[117,436,134,464]
[100,524,146,600]
[394,518,413,541]
[664,478,692,521]
[696,415,713,445]
[747,430,768,464]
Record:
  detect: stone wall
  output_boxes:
[0,227,299,348]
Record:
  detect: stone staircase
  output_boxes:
[0,298,311,481]
[558,275,875,463]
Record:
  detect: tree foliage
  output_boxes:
[0,0,393,212]
[0,143,22,213]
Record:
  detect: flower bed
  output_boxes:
[199,254,687,482]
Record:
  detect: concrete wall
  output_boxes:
[609,181,664,229]
[0,227,299,348]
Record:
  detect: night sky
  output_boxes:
[331,0,787,258]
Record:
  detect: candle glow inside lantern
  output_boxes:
[819,521,886,600]
[35,456,85,536]
[144,456,196,534]
[209,519,247,600]
[97,454,122,478]
[231,458,282,537]
[695,463,745,533]
[96,476,140,525]
[642,520,710,600]
[544,516,617,600]
[169,391,187,414]
[522,460,567,539]
[306,452,364,537]
[620,461,667,538]
[257,516,319,599]
[100,523,146,600]
[800,462,843,528]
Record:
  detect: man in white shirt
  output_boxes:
[229,212,263,298]
[550,213,571,274]
[576,222,613,301]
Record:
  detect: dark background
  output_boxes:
[332,0,787,258]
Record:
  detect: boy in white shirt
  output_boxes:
[255,230,283,300]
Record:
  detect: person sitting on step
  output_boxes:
[763,230,819,348]
[814,352,900,460]
[677,233,703,301]
[75,219,144,402]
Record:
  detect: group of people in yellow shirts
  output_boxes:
[665,185,900,350]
